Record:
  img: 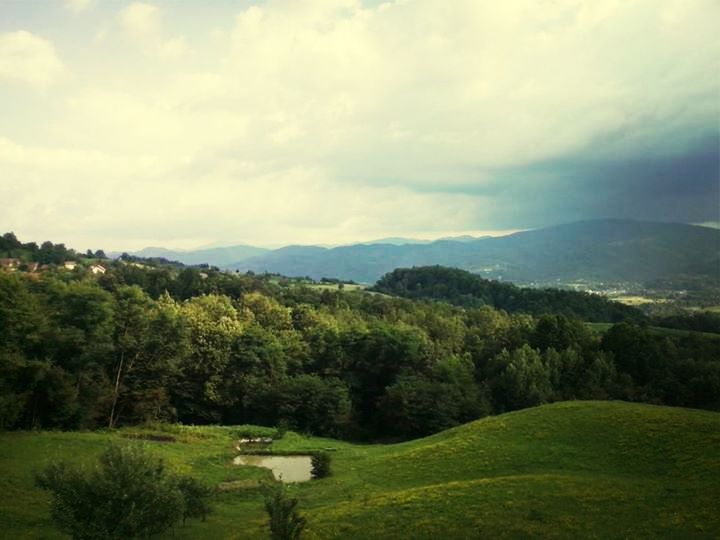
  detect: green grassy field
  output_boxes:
[1,401,719,539]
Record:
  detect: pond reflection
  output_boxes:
[233,454,312,483]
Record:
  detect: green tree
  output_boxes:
[276,375,351,437]
[108,286,153,428]
[488,345,552,412]
[176,294,247,422]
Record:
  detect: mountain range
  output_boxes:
[129,220,719,285]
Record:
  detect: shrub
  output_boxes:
[262,482,306,540]
[35,443,213,539]
[311,452,331,479]
[177,476,215,524]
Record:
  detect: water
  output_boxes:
[233,454,313,483]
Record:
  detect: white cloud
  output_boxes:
[117,2,192,60]
[158,37,191,60]
[0,31,66,89]
[0,0,718,249]
[64,0,93,14]
[118,2,160,39]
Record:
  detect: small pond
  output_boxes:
[233,455,313,483]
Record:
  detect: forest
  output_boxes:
[373,266,645,321]
[1,233,718,440]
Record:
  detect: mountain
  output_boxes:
[231,220,720,284]
[359,237,432,246]
[131,244,270,267]
[359,235,487,245]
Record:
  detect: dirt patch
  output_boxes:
[121,432,177,443]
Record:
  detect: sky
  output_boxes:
[0,0,718,251]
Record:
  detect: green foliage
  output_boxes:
[277,375,351,437]
[1,244,719,439]
[177,476,215,524]
[34,444,198,539]
[653,310,720,334]
[310,452,332,479]
[262,482,306,540]
[373,265,645,322]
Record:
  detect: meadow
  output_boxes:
[1,401,718,539]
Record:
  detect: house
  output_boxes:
[89,264,106,275]
[0,258,20,271]
[26,262,39,273]
[63,261,78,270]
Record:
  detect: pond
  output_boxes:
[233,454,313,483]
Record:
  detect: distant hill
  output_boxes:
[131,244,269,267]
[231,220,719,285]
[373,265,644,322]
[359,237,432,246]
[357,235,486,245]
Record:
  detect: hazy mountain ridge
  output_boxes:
[127,220,719,285]
[232,220,720,284]
[129,244,270,267]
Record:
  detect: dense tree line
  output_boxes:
[2,260,718,440]
[0,232,91,265]
[652,311,720,335]
[373,266,646,322]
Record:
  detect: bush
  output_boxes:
[35,443,213,539]
[262,482,306,540]
[311,452,331,479]
[177,476,215,524]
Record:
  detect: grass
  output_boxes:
[613,295,665,306]
[586,322,720,339]
[1,401,719,538]
[303,283,366,292]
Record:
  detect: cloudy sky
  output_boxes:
[0,0,718,251]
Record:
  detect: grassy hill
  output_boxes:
[1,401,718,539]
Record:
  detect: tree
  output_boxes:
[488,345,552,412]
[262,482,306,540]
[35,444,212,539]
[176,295,247,422]
[276,375,351,437]
[108,286,153,428]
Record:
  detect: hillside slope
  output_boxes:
[1,402,718,539]
[232,220,720,284]
[298,401,720,538]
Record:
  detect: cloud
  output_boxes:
[0,0,718,249]
[212,0,719,185]
[118,2,160,39]
[117,2,191,59]
[157,37,191,60]
[0,137,485,250]
[64,0,93,14]
[0,31,66,89]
